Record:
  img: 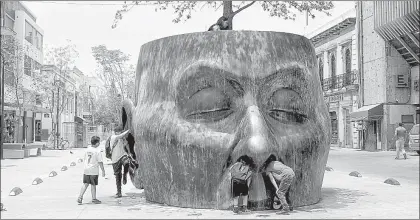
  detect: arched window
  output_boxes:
[330,54,336,89]
[344,48,352,85]
[318,58,324,82]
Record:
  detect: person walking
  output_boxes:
[77,136,105,204]
[110,127,130,198]
[394,122,408,160]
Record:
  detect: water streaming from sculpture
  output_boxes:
[122,31,331,210]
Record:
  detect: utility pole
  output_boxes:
[56,86,60,149]
[1,54,5,159]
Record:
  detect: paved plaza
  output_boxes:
[1,145,419,219]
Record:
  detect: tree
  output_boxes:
[112,1,334,29]
[37,41,79,148]
[1,35,28,143]
[91,45,135,127]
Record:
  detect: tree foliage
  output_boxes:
[33,41,79,148]
[43,40,79,79]
[1,35,27,142]
[91,45,135,127]
[37,41,79,116]
[112,1,334,29]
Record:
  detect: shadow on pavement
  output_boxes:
[295,187,369,212]
[96,187,369,215]
[0,165,17,169]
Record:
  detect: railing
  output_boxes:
[322,71,358,91]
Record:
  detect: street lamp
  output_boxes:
[1,54,4,159]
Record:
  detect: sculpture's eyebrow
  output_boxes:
[176,62,244,94]
[263,66,308,83]
[261,65,311,99]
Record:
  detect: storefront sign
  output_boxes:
[396,74,409,87]
[82,115,92,121]
[324,94,344,103]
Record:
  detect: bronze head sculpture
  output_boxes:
[122,31,331,210]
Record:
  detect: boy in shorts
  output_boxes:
[77,136,105,204]
[230,159,253,214]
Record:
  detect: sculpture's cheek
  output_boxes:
[133,104,234,207]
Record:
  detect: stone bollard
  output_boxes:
[70,162,76,166]
[9,187,23,196]
[61,166,68,171]
[32,177,43,185]
[325,166,334,171]
[349,171,362,177]
[384,178,400,186]
[49,171,58,177]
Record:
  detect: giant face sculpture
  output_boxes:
[123,31,331,210]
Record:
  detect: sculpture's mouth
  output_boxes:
[223,154,288,210]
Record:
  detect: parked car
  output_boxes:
[408,124,419,154]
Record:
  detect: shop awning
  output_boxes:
[4,102,50,113]
[350,104,384,121]
[74,116,88,124]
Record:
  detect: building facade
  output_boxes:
[39,65,97,148]
[1,1,45,144]
[306,7,360,148]
[351,1,419,151]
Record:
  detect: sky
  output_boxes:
[23,1,356,77]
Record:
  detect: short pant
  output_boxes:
[232,178,248,197]
[83,174,99,185]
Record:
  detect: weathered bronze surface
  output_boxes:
[122,31,331,210]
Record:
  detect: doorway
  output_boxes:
[330,112,338,144]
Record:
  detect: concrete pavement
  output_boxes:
[1,146,419,219]
[327,147,419,186]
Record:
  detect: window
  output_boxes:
[330,54,336,78]
[345,48,351,73]
[70,98,73,113]
[24,55,32,76]
[410,125,419,135]
[34,31,43,50]
[25,21,34,43]
[33,61,41,76]
[35,95,41,105]
[330,54,336,89]
[44,113,50,118]
[401,115,414,124]
[344,48,352,86]
[37,32,43,51]
[318,58,324,83]
[4,14,14,29]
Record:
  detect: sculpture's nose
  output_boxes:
[232,105,275,169]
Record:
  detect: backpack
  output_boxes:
[105,136,117,159]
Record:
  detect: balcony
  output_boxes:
[0,26,16,36]
[321,71,358,91]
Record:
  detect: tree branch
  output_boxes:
[231,1,256,16]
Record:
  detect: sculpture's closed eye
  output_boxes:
[184,87,233,121]
[267,88,308,124]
